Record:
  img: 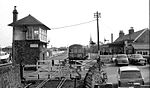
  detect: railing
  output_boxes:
[0,62,12,67]
[33,60,71,79]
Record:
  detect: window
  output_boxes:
[43,45,46,48]
[78,49,82,53]
[34,27,39,39]
[74,48,77,53]
[120,71,142,79]
[26,26,33,39]
[26,26,47,42]
[30,44,38,48]
[26,26,39,40]
[137,51,142,55]
[39,28,47,42]
[77,54,82,57]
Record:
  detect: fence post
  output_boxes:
[38,74,39,79]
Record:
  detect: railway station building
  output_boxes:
[100,27,150,57]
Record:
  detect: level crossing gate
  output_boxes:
[36,60,71,79]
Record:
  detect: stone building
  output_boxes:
[114,27,149,55]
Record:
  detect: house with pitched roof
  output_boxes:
[100,27,149,57]
[114,27,149,55]
[8,6,51,65]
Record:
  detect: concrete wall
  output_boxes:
[0,63,21,88]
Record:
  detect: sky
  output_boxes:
[0,0,149,48]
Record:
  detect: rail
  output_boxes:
[57,78,67,88]
[35,79,50,88]
[24,83,32,88]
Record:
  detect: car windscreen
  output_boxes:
[120,71,142,79]
[117,55,127,58]
[133,55,143,58]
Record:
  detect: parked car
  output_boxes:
[117,66,144,87]
[0,51,10,64]
[114,54,129,66]
[143,54,150,64]
[128,54,147,65]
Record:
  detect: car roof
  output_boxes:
[117,54,127,56]
[119,66,140,72]
[132,54,142,55]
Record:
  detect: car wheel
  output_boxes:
[142,81,144,85]
[118,81,121,87]
[115,61,118,66]
[140,62,146,66]
[130,60,133,64]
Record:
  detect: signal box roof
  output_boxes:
[8,14,51,30]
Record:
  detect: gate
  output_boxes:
[36,60,71,79]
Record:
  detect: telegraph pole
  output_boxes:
[94,11,101,71]
[94,11,101,52]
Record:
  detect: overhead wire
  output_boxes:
[51,19,96,29]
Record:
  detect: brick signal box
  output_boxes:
[9,6,51,65]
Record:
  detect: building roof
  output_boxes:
[114,29,147,43]
[8,14,51,30]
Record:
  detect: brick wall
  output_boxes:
[0,63,21,88]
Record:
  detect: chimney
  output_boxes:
[13,6,18,22]
[119,30,124,37]
[129,27,134,35]
[111,33,113,43]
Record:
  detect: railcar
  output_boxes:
[68,44,88,60]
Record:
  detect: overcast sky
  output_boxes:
[0,0,149,48]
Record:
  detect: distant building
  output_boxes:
[8,6,51,65]
[100,27,149,56]
[89,36,98,53]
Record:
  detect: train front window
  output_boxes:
[74,48,77,53]
[77,54,82,57]
[78,49,82,53]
